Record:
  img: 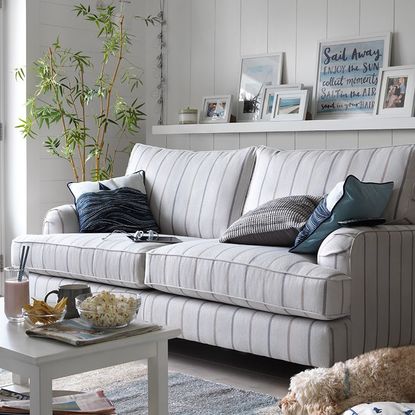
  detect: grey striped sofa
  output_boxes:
[11,143,415,367]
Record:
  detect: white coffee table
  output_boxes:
[0,298,180,415]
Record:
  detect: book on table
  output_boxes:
[0,389,115,414]
[26,318,162,346]
[0,388,29,402]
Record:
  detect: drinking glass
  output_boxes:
[3,267,30,322]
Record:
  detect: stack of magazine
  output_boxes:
[0,389,115,414]
[26,319,162,346]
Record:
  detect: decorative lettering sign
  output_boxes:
[314,34,391,118]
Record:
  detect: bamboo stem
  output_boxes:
[48,47,79,182]
[96,15,125,178]
[67,80,84,181]
[80,68,87,181]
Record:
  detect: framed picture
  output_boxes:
[314,33,391,119]
[260,84,303,120]
[272,90,309,121]
[200,95,232,123]
[237,53,283,122]
[374,65,415,117]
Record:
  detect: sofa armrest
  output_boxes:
[317,224,415,357]
[42,204,79,234]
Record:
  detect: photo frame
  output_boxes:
[272,90,309,121]
[374,65,415,117]
[260,84,303,121]
[237,53,283,122]
[199,95,232,124]
[314,33,391,119]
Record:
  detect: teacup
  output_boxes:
[44,283,91,319]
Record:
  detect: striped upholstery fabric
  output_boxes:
[42,204,79,234]
[12,233,196,289]
[318,224,415,357]
[28,272,351,367]
[125,144,256,238]
[243,145,415,223]
[145,239,351,320]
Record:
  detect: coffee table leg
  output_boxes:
[148,340,168,415]
[12,373,29,386]
[30,368,52,415]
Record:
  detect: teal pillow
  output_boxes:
[290,175,393,254]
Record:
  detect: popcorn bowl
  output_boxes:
[75,291,141,329]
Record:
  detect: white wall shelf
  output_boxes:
[152,117,415,135]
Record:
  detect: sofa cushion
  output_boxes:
[68,171,146,201]
[219,195,322,246]
[11,234,197,289]
[291,176,394,254]
[244,145,415,223]
[77,187,159,233]
[145,239,351,320]
[125,144,256,238]
[344,403,415,415]
[28,273,351,367]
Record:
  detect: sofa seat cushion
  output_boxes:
[145,239,351,320]
[12,234,197,289]
[28,273,350,367]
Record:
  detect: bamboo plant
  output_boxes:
[16,3,159,182]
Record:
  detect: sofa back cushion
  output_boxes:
[126,144,256,238]
[244,145,415,222]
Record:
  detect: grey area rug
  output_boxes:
[0,363,280,415]
[106,372,279,414]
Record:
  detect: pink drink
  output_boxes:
[4,277,29,322]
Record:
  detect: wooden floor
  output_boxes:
[168,339,308,398]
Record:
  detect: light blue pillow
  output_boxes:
[290,175,393,254]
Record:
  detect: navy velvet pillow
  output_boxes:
[290,175,394,254]
[77,187,160,233]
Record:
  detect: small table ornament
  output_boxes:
[178,107,198,124]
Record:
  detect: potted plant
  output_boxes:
[16,3,159,182]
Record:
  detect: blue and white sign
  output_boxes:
[314,34,391,118]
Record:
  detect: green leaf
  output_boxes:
[90,168,110,181]
[114,96,145,133]
[16,118,37,139]
[14,67,25,81]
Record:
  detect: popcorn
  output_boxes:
[77,291,139,328]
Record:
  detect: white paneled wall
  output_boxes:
[5,0,415,251]
[3,0,28,264]
[145,0,415,151]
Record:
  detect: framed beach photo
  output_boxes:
[314,33,391,119]
[272,90,309,121]
[260,84,303,121]
[374,65,415,117]
[200,95,232,123]
[237,53,283,122]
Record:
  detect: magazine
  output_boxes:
[0,388,29,402]
[0,390,115,414]
[26,318,162,346]
[126,235,182,244]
